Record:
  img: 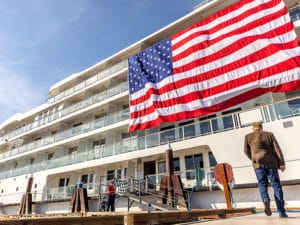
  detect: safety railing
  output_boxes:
[0,97,300,179]
[0,108,129,161]
[0,81,128,143]
[47,60,128,104]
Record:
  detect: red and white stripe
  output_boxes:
[129,0,300,132]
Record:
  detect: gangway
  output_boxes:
[113,176,192,212]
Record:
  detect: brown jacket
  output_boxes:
[244,130,285,169]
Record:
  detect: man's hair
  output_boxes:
[252,121,263,131]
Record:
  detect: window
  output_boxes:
[107,170,115,181]
[81,174,94,189]
[89,174,94,184]
[59,178,69,187]
[93,140,100,148]
[30,158,35,164]
[158,158,180,174]
[222,108,241,130]
[287,98,300,114]
[68,147,77,155]
[122,132,131,140]
[58,178,69,192]
[47,153,54,160]
[208,152,217,167]
[93,139,105,148]
[124,168,127,178]
[289,6,300,22]
[95,112,107,119]
[158,161,166,174]
[72,123,82,134]
[173,158,180,172]
[185,154,203,180]
[286,89,300,99]
[81,174,88,183]
[160,125,175,144]
[116,169,122,179]
[199,114,215,134]
[179,120,195,139]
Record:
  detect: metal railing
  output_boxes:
[0,108,130,161]
[0,81,128,143]
[45,175,196,211]
[0,97,300,179]
[47,60,128,104]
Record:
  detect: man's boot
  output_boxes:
[263,200,272,216]
[276,200,288,218]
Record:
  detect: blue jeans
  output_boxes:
[255,165,286,214]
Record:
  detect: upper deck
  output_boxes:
[1,0,300,141]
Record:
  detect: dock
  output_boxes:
[175,211,300,225]
[0,207,254,225]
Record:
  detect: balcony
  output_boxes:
[0,108,130,160]
[0,81,128,143]
[47,60,128,104]
[0,97,300,180]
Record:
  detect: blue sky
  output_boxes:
[0,0,201,124]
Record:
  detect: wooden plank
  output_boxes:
[68,189,77,213]
[0,214,125,225]
[26,194,32,214]
[0,208,255,225]
[159,176,168,205]
[126,207,255,225]
[18,195,25,215]
[79,188,89,213]
[171,175,187,209]
[220,163,232,209]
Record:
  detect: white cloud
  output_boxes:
[0,0,91,124]
[0,65,46,123]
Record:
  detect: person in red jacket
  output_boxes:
[106,180,116,211]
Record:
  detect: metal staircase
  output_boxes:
[110,177,193,212]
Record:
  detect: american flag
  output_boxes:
[128,0,300,132]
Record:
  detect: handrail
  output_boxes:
[0,81,128,143]
[0,97,300,179]
[47,60,128,104]
[46,176,191,211]
[0,108,130,160]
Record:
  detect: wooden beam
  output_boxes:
[220,163,232,209]
[0,208,255,225]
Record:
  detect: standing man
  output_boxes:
[244,122,288,218]
[106,180,116,211]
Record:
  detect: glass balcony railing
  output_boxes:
[0,108,130,160]
[0,81,129,143]
[0,97,300,180]
[47,60,128,104]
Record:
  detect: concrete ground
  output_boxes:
[175,211,300,225]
